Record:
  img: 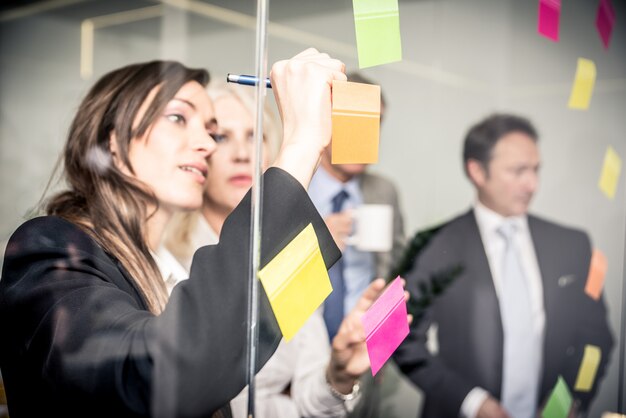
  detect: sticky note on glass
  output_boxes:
[568,58,596,110]
[596,0,616,49]
[585,249,608,301]
[538,0,561,42]
[258,223,332,341]
[542,376,573,418]
[362,277,409,375]
[598,146,622,200]
[574,345,602,392]
[353,0,402,68]
[331,80,381,164]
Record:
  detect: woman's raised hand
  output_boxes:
[271,48,346,188]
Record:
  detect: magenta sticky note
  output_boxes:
[538,0,561,42]
[362,277,409,376]
[596,0,616,49]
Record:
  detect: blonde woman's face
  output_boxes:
[204,94,270,213]
[124,81,217,214]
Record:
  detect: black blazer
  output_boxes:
[394,210,614,418]
[0,168,341,418]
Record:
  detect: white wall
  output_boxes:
[1,0,625,414]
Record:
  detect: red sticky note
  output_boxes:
[585,249,608,301]
[362,277,409,375]
[538,0,561,42]
[596,0,616,49]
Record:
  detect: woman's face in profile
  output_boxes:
[124,81,218,214]
[203,94,270,213]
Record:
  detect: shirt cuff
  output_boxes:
[460,387,489,418]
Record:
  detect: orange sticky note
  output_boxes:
[585,249,607,301]
[331,80,381,164]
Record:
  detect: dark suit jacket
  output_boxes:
[0,168,341,418]
[394,209,614,418]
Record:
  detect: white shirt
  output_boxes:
[177,214,219,272]
[460,201,546,418]
[153,245,189,295]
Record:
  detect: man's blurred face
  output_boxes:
[470,132,540,217]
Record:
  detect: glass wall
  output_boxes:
[1,0,624,416]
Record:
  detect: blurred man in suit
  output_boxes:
[394,113,614,418]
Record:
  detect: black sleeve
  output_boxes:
[151,167,341,416]
[0,167,340,418]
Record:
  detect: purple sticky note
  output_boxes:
[596,0,616,49]
[538,0,561,42]
[362,277,409,376]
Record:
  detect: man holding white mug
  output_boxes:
[308,73,418,418]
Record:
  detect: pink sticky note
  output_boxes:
[538,0,561,42]
[362,277,409,375]
[596,0,616,49]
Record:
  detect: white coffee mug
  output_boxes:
[346,204,393,252]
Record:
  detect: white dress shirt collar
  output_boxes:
[308,166,362,215]
[473,199,528,239]
[152,245,189,295]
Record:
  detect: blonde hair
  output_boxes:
[207,80,281,158]
[165,80,282,268]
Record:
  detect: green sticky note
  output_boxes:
[542,376,573,418]
[353,0,402,68]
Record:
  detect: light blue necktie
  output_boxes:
[498,222,541,418]
[323,189,349,341]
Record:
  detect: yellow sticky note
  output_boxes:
[598,146,622,199]
[585,249,608,301]
[258,223,332,341]
[568,58,596,110]
[574,345,602,392]
[331,80,381,164]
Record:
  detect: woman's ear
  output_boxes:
[109,131,119,157]
[108,131,127,173]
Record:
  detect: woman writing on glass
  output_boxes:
[0,49,348,417]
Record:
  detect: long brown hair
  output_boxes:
[46,61,209,313]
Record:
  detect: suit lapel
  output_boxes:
[464,210,504,395]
